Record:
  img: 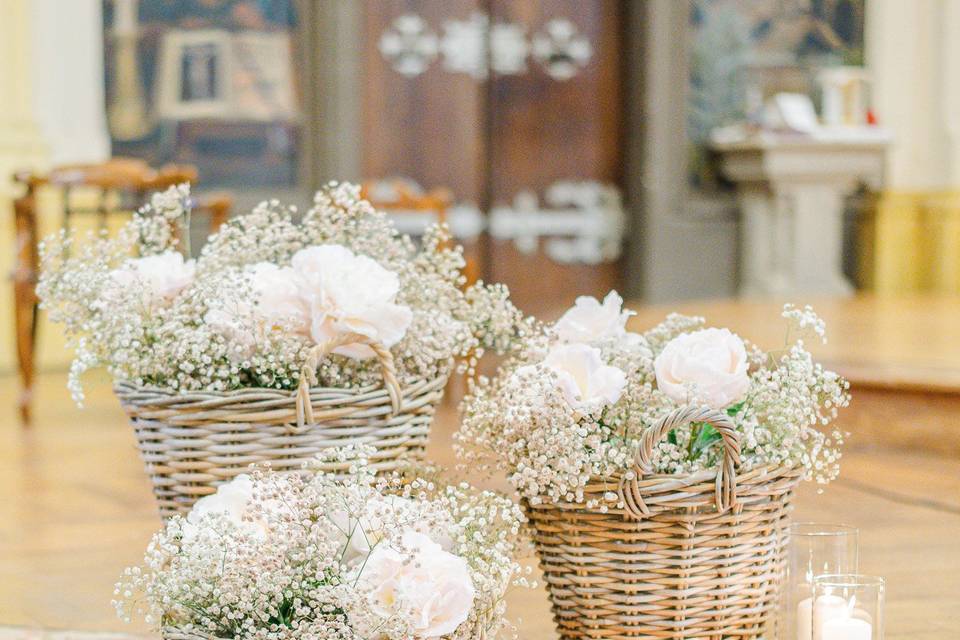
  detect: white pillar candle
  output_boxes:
[851,607,873,625]
[797,597,813,640]
[821,617,872,640]
[800,594,850,640]
[797,595,850,640]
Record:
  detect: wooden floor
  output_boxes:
[627,295,960,458]
[626,295,960,390]
[1,370,958,639]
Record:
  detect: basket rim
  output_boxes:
[523,462,803,514]
[601,460,800,486]
[113,370,451,430]
[113,368,451,401]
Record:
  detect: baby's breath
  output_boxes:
[38,183,526,401]
[113,445,530,639]
[456,308,850,505]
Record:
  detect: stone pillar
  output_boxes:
[623,0,739,302]
[867,0,951,189]
[0,0,46,377]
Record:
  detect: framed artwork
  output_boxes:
[155,29,297,121]
[103,0,302,189]
[156,29,232,120]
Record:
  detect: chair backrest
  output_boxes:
[9,158,233,425]
[13,156,231,238]
[360,177,452,227]
[360,177,481,286]
[23,157,196,190]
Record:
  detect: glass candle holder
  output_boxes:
[811,574,884,640]
[784,523,859,640]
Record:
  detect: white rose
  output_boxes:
[204,303,257,360]
[554,290,638,344]
[291,245,413,359]
[205,245,413,359]
[330,495,455,565]
[110,251,195,305]
[249,262,311,333]
[522,343,626,411]
[654,327,750,409]
[360,530,475,638]
[204,263,310,358]
[181,475,275,543]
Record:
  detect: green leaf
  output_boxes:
[688,422,722,461]
[726,401,746,416]
[667,429,678,445]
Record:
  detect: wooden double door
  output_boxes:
[360,0,625,317]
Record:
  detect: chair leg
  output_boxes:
[13,293,37,425]
[13,184,39,426]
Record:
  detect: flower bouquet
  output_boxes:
[114,447,531,640]
[38,183,523,517]
[456,292,850,639]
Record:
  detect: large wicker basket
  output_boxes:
[524,405,803,640]
[116,333,449,518]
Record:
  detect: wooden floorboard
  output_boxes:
[1,372,958,638]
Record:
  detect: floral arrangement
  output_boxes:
[114,447,531,639]
[38,183,524,403]
[456,291,850,507]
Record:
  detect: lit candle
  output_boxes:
[797,594,850,640]
[820,617,872,640]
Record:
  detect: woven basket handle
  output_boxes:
[295,332,402,429]
[619,404,742,519]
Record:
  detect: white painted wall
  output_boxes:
[29,0,110,166]
[0,0,47,194]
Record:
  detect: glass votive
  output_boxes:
[811,574,884,640]
[784,523,859,640]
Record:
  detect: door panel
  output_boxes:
[360,0,624,318]
[361,1,485,202]
[487,0,621,195]
[487,0,622,317]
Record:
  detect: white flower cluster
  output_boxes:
[113,446,531,640]
[38,183,527,402]
[456,294,851,506]
[782,303,828,343]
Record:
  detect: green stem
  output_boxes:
[687,423,701,461]
[181,208,192,258]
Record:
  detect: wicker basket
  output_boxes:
[116,333,449,518]
[523,405,803,640]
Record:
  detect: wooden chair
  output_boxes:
[361,179,483,408]
[361,178,452,225]
[360,178,480,284]
[11,157,232,425]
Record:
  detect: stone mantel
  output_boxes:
[713,132,889,186]
[712,129,890,297]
